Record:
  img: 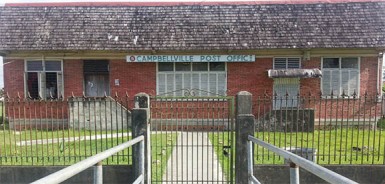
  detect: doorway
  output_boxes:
[273,78,300,110]
[83,60,110,97]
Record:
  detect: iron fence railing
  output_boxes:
[150,95,235,183]
[253,93,385,165]
[248,135,358,184]
[2,92,385,167]
[0,94,134,166]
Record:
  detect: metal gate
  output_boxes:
[150,95,235,183]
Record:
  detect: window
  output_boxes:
[157,62,226,96]
[321,57,359,96]
[272,58,301,109]
[274,58,301,69]
[25,60,63,99]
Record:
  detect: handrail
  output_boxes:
[31,135,145,184]
[248,135,358,184]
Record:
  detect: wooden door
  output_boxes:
[85,74,109,97]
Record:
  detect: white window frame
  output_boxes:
[273,57,301,69]
[321,57,360,97]
[24,59,64,99]
[156,62,227,96]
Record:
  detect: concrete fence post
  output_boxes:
[235,91,255,184]
[132,93,151,184]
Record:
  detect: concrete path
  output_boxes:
[162,132,226,183]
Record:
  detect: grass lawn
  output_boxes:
[0,130,176,170]
[0,132,132,165]
[209,132,234,182]
[209,128,385,170]
[151,133,177,182]
[0,129,132,165]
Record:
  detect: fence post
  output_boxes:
[132,93,151,184]
[289,162,300,184]
[93,161,103,184]
[235,91,255,184]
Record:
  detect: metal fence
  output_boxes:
[0,94,134,166]
[31,135,145,184]
[247,135,358,184]
[2,92,385,167]
[253,93,385,165]
[150,95,235,183]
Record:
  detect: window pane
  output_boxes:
[341,58,358,68]
[287,58,300,69]
[27,61,43,71]
[210,62,225,71]
[45,61,62,71]
[323,58,339,68]
[192,62,208,71]
[57,73,63,98]
[209,73,217,95]
[183,73,191,90]
[274,58,287,69]
[341,70,350,95]
[331,71,340,96]
[217,73,226,95]
[175,74,183,96]
[158,63,173,71]
[348,71,359,95]
[158,74,166,94]
[200,73,209,96]
[175,62,190,71]
[27,72,39,99]
[46,72,58,99]
[166,74,174,96]
[192,74,200,96]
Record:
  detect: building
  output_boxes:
[0,0,384,129]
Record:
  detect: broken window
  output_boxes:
[25,60,63,99]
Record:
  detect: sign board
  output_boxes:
[126,55,255,62]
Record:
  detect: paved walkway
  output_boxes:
[162,132,226,183]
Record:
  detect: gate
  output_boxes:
[150,93,235,183]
